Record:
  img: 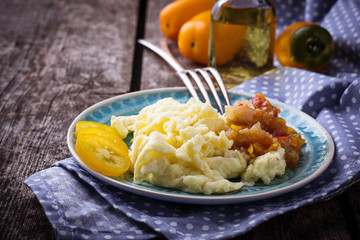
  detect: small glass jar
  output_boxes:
[209,0,277,88]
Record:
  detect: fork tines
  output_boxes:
[176,67,231,114]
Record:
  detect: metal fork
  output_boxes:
[138,39,231,114]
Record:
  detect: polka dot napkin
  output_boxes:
[25,0,360,239]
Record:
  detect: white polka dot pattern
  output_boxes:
[24,72,360,240]
[24,1,360,239]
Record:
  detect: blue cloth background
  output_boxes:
[25,0,360,239]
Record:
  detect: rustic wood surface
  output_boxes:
[1,0,359,239]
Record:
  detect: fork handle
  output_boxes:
[138,39,184,72]
[138,39,200,101]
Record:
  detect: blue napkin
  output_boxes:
[25,0,360,239]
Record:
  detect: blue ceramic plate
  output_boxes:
[67,87,334,205]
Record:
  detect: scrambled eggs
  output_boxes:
[112,98,287,194]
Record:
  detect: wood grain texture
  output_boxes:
[0,0,138,239]
[140,0,206,90]
[241,196,353,240]
[0,0,359,239]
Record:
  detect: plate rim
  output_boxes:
[67,87,335,205]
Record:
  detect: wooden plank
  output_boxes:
[140,0,180,90]
[0,0,139,239]
[338,183,360,239]
[241,195,353,239]
[1,0,359,239]
[140,0,205,90]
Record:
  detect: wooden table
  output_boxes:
[1,0,359,239]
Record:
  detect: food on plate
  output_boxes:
[159,0,215,41]
[225,93,305,169]
[111,94,305,194]
[75,122,130,176]
[275,22,334,70]
[75,121,121,138]
[112,98,248,194]
[241,148,286,186]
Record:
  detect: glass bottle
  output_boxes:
[209,0,276,88]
